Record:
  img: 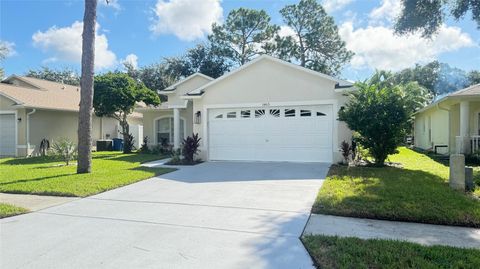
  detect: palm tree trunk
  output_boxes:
[77,0,97,174]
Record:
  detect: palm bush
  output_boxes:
[51,138,77,165]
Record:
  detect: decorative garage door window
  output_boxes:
[211,107,327,120]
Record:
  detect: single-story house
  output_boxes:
[137,55,354,163]
[0,76,143,157]
[414,83,480,155]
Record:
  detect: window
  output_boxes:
[215,114,223,119]
[255,109,265,118]
[241,110,251,118]
[156,117,185,144]
[316,112,326,116]
[270,109,280,117]
[300,110,312,117]
[226,111,237,118]
[285,109,295,117]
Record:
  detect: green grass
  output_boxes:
[302,235,480,269]
[0,152,174,197]
[313,147,480,227]
[0,203,28,218]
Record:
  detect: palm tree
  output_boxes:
[77,0,97,173]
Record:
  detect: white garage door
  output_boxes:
[208,105,333,162]
[0,113,16,156]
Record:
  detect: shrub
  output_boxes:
[39,138,50,157]
[339,82,409,166]
[182,133,201,164]
[123,133,135,153]
[340,141,351,164]
[140,136,149,153]
[51,138,77,165]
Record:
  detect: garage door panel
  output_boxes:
[208,105,333,163]
[0,114,16,156]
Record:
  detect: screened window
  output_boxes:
[156,117,185,144]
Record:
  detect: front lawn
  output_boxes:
[313,147,480,227]
[0,152,174,197]
[302,235,480,269]
[0,203,28,218]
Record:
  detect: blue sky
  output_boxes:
[1,0,479,81]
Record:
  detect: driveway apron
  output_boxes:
[1,161,328,269]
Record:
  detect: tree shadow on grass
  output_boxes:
[1,156,62,165]
[0,173,76,186]
[314,165,480,228]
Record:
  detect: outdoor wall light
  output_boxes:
[17,117,22,122]
[195,111,201,124]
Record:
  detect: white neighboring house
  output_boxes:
[0,76,143,157]
[137,55,355,163]
[414,83,480,155]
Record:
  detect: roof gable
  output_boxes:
[160,73,214,93]
[184,55,353,97]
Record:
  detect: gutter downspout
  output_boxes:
[26,109,36,156]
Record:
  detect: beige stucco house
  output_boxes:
[0,76,143,157]
[414,83,480,155]
[137,55,354,163]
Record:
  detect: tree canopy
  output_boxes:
[277,0,353,75]
[93,73,160,153]
[25,67,80,86]
[209,8,279,65]
[395,0,480,37]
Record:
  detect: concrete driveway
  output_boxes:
[1,161,328,269]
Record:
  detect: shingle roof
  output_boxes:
[0,76,142,118]
[450,83,480,97]
[0,76,82,111]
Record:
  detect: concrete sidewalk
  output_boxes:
[0,193,78,211]
[304,214,480,249]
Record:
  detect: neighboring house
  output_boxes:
[0,76,143,157]
[414,83,480,155]
[137,55,354,163]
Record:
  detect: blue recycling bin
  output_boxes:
[112,138,123,151]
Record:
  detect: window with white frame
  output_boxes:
[156,117,185,144]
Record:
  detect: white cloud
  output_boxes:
[99,0,121,11]
[368,0,401,25]
[339,22,475,71]
[32,21,117,69]
[0,40,17,57]
[322,0,355,13]
[150,0,223,41]
[278,25,296,38]
[122,53,138,69]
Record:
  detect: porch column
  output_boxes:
[458,101,470,154]
[173,108,180,149]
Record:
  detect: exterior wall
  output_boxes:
[191,59,352,162]
[141,103,193,147]
[415,100,480,154]
[414,107,450,154]
[27,110,120,156]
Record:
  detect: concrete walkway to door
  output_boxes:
[1,161,329,269]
